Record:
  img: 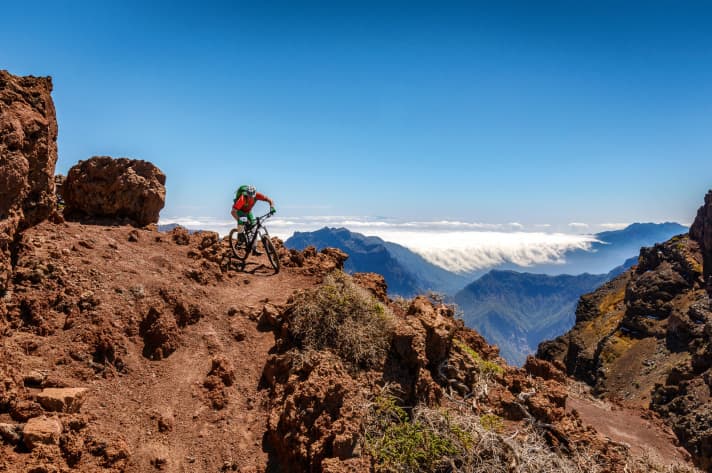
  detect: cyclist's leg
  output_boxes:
[236,211,250,243]
[247,212,263,255]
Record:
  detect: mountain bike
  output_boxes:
[227,212,280,273]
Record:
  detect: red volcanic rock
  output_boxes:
[23,416,63,450]
[276,242,349,274]
[63,156,166,226]
[0,70,58,290]
[352,272,388,302]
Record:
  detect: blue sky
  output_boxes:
[3,1,711,227]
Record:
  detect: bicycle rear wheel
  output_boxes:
[261,235,280,273]
[228,228,249,260]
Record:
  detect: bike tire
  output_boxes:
[228,228,249,260]
[262,235,280,273]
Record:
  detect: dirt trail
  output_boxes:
[566,384,690,465]
[0,221,318,472]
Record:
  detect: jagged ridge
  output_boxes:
[538,191,712,471]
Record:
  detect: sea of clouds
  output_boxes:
[159,215,607,273]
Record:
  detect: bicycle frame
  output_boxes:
[234,212,274,259]
[227,212,280,273]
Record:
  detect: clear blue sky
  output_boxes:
[3,1,711,225]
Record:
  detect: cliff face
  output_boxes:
[538,191,712,471]
[0,70,58,291]
[691,190,712,295]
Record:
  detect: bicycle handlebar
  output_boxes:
[256,212,275,225]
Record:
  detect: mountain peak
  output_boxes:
[285,226,468,296]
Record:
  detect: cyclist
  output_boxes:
[231,185,276,255]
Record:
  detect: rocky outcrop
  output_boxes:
[538,190,712,471]
[691,190,712,295]
[23,416,63,450]
[276,243,349,274]
[261,280,640,472]
[36,388,88,413]
[351,272,388,302]
[63,156,166,226]
[0,70,58,290]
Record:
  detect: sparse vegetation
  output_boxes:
[364,391,703,473]
[454,339,504,377]
[288,270,395,368]
[391,295,412,313]
[364,391,577,472]
[479,413,504,432]
[364,394,460,472]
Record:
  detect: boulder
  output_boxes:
[36,387,88,413]
[63,156,166,226]
[22,370,46,387]
[0,70,58,290]
[0,422,22,445]
[23,415,63,450]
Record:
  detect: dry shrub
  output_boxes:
[364,391,575,473]
[364,390,702,473]
[288,270,395,368]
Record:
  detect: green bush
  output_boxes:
[288,271,395,368]
[365,393,464,473]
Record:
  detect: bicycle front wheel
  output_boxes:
[228,228,249,260]
[262,235,280,273]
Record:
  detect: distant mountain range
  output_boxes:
[286,227,468,296]
[285,223,687,365]
[286,223,686,296]
[521,222,688,275]
[453,261,635,366]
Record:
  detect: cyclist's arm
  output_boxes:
[255,193,274,207]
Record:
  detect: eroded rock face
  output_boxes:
[691,190,712,295]
[261,284,636,473]
[0,70,58,290]
[260,293,465,471]
[63,156,166,226]
[263,351,366,471]
[537,192,712,470]
[276,243,349,274]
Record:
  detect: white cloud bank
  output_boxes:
[159,215,599,273]
[375,230,597,273]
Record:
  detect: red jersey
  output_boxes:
[232,192,268,212]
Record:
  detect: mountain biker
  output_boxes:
[231,185,276,255]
